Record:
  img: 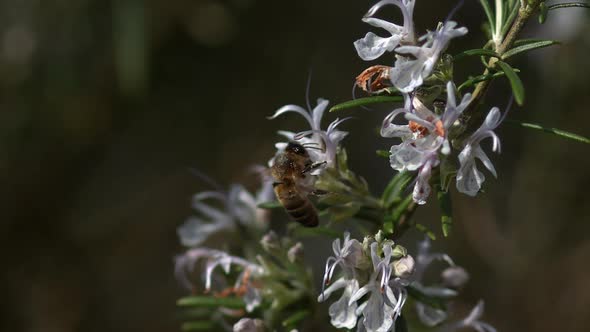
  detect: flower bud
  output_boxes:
[392,244,407,259]
[362,235,374,256]
[233,318,265,332]
[287,242,304,263]
[441,266,469,288]
[375,230,385,243]
[393,255,415,278]
[260,231,280,252]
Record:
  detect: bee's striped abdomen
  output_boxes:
[274,185,319,227]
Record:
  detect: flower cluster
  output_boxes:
[318,233,496,332]
[318,232,414,331]
[355,0,504,204]
[268,98,349,175]
[177,181,273,247]
[175,248,265,312]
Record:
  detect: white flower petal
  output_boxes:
[362,291,394,332]
[389,55,427,93]
[456,154,485,196]
[416,302,448,327]
[389,141,426,172]
[354,32,402,61]
[312,98,330,130]
[328,280,359,329]
[268,104,313,128]
[381,108,411,138]
[473,145,497,178]
[177,217,231,247]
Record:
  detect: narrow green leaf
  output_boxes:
[505,120,590,144]
[177,296,245,309]
[478,0,496,32]
[457,69,521,92]
[257,201,283,209]
[454,48,500,61]
[548,3,590,10]
[329,95,404,112]
[502,40,559,59]
[392,194,414,221]
[539,2,549,23]
[381,171,414,209]
[282,310,310,327]
[181,321,215,331]
[384,193,414,235]
[415,223,436,240]
[383,214,395,234]
[501,0,521,37]
[436,189,453,237]
[496,61,525,105]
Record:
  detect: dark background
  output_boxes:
[0,0,588,331]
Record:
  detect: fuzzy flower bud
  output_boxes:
[392,244,407,259]
[442,266,469,289]
[260,231,280,252]
[393,255,415,278]
[233,318,265,332]
[287,242,304,263]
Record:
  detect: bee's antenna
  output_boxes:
[187,167,223,191]
[305,68,313,112]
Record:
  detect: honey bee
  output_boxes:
[271,142,324,227]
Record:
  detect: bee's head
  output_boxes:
[286,142,308,156]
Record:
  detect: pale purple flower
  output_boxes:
[438,300,497,332]
[318,232,367,329]
[318,277,360,329]
[382,83,471,204]
[322,232,365,286]
[233,318,265,332]
[175,248,264,312]
[349,242,409,332]
[456,107,503,196]
[411,238,462,327]
[268,98,348,173]
[177,182,272,247]
[391,21,468,92]
[354,0,416,61]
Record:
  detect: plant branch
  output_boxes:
[464,1,542,124]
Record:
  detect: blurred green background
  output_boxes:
[0,0,588,331]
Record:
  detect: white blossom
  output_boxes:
[177,182,272,247]
[318,277,360,329]
[268,98,348,173]
[354,0,416,61]
[391,21,468,93]
[411,238,461,327]
[438,300,497,332]
[322,232,366,286]
[382,83,471,204]
[175,248,264,312]
[349,242,409,332]
[233,318,265,332]
[456,107,503,196]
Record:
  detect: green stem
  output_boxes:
[464,1,541,127]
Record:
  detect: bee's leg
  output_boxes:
[302,161,327,174]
